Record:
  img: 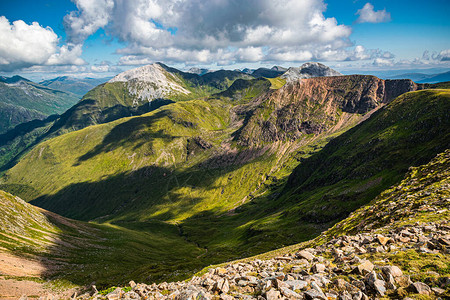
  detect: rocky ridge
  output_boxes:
[235,75,423,146]
[63,150,449,300]
[281,63,342,83]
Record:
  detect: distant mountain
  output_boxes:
[281,62,342,82]
[251,67,285,78]
[0,76,79,134]
[417,71,450,83]
[186,67,210,75]
[271,65,288,72]
[39,76,111,97]
[241,68,254,74]
[386,70,450,83]
[0,75,32,84]
[386,72,430,82]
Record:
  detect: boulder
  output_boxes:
[296,250,315,261]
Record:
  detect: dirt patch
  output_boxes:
[0,252,45,277]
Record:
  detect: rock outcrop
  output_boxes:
[234,75,423,146]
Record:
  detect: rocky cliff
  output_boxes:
[234,75,423,146]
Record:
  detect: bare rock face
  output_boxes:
[234,75,423,146]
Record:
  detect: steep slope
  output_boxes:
[0,189,213,296]
[0,76,79,133]
[234,75,422,147]
[94,150,449,299]
[0,64,250,173]
[39,76,111,97]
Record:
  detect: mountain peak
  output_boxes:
[108,63,191,102]
[0,75,32,84]
[281,62,342,82]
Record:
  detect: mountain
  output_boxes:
[271,65,288,72]
[251,67,285,78]
[386,70,450,84]
[187,67,210,75]
[39,76,111,97]
[0,62,449,294]
[387,72,430,82]
[0,76,79,134]
[417,71,450,83]
[281,62,342,82]
[0,63,252,174]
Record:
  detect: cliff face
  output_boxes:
[234,75,422,146]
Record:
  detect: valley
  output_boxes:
[0,63,448,298]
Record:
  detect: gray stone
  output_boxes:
[381,265,403,278]
[356,260,374,275]
[285,280,308,291]
[280,287,303,299]
[296,250,315,261]
[312,263,326,273]
[410,282,431,295]
[265,289,281,300]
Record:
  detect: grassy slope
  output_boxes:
[0,86,448,287]
[204,149,450,293]
[0,189,211,289]
[0,81,79,133]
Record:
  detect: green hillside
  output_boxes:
[1,86,448,272]
[39,76,111,97]
[0,77,79,133]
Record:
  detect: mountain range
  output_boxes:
[0,76,79,134]
[39,76,111,97]
[386,70,450,83]
[0,62,448,298]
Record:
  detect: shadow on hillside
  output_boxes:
[76,110,176,163]
[32,145,269,221]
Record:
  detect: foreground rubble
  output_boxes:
[68,219,449,300]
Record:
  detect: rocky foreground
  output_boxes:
[62,218,447,300]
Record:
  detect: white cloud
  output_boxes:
[65,0,364,65]
[0,16,85,72]
[364,49,450,70]
[64,0,114,44]
[356,3,391,24]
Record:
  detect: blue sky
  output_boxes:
[0,0,449,80]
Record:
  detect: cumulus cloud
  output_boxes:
[64,0,114,44]
[65,0,364,65]
[367,49,450,69]
[0,16,85,72]
[356,3,391,24]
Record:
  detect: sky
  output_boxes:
[0,0,449,81]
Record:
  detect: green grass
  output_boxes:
[0,86,448,289]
